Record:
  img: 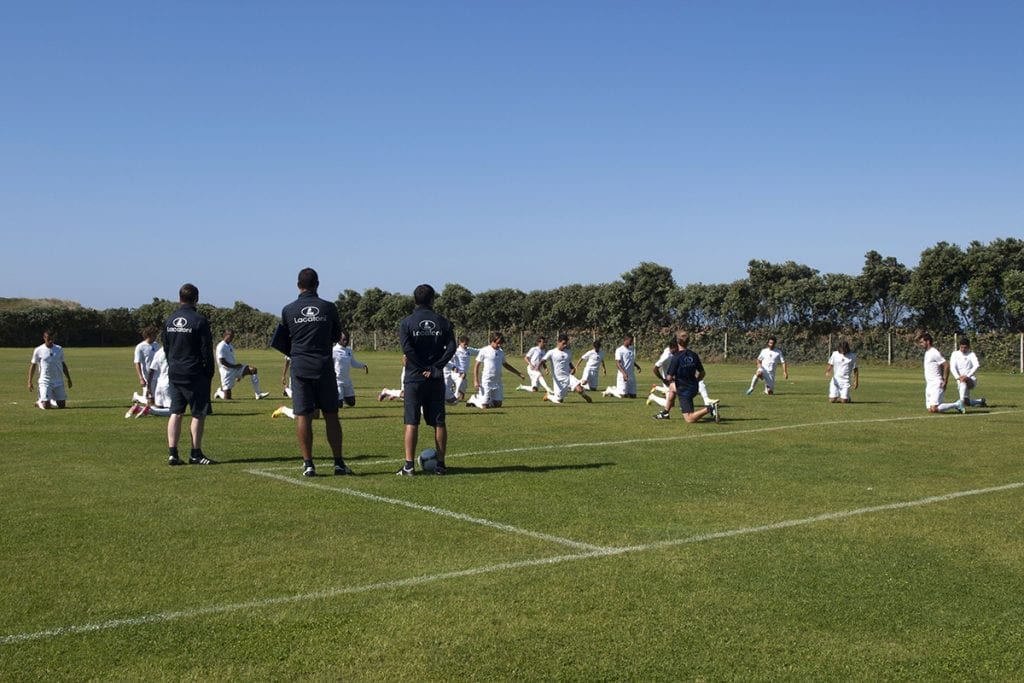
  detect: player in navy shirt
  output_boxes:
[654,332,720,423]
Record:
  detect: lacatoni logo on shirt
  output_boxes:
[294,305,328,324]
[166,316,192,333]
[413,320,440,337]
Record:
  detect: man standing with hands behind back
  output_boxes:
[281,267,353,477]
[397,284,456,476]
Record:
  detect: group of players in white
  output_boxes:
[25,328,986,421]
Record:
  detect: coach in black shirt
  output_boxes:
[162,283,216,466]
[397,283,456,476]
[281,267,353,477]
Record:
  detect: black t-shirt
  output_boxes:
[399,306,456,383]
[162,304,215,381]
[281,291,341,379]
[668,348,704,395]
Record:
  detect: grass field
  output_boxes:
[1,347,1022,680]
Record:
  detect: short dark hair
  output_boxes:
[668,337,680,350]
[458,335,470,344]
[413,284,436,307]
[959,337,971,348]
[142,325,158,339]
[490,331,505,344]
[297,268,319,291]
[179,283,199,304]
[838,340,851,354]
[918,332,933,344]
[557,333,569,343]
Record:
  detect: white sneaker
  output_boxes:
[214,388,225,400]
[256,392,270,400]
[125,404,138,419]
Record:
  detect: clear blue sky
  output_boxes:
[3,1,1021,313]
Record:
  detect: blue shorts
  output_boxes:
[169,375,212,417]
[676,388,699,415]
[404,378,446,427]
[292,376,340,416]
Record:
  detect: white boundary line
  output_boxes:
[247,469,604,551]
[2,480,1021,646]
[255,410,1021,470]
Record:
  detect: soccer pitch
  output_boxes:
[1,348,1022,680]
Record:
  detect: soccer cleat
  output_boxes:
[396,464,415,476]
[955,400,966,414]
[189,455,217,465]
[334,463,354,476]
[125,404,139,419]
[36,400,48,410]
[303,464,316,477]
[134,405,151,418]
[445,397,459,405]
[645,394,655,406]
[745,388,753,395]
[271,406,287,418]
[434,462,447,475]
[978,398,988,407]
[709,399,721,423]
[653,410,670,420]
[168,456,184,466]
[377,390,387,402]
[255,391,270,400]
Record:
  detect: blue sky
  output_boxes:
[3,1,1021,313]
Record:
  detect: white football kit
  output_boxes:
[30,343,67,402]
[827,351,857,400]
[333,344,367,400]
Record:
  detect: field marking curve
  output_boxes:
[2,480,1021,647]
[246,469,606,552]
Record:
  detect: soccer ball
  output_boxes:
[419,448,438,472]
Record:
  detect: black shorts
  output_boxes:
[292,376,340,416]
[676,388,699,415]
[169,375,212,417]
[404,378,446,427]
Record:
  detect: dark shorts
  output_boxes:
[292,376,340,416]
[676,388,698,415]
[169,375,212,417]
[404,378,446,427]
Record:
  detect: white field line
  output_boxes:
[247,469,605,552]
[2,480,1021,646]
[256,409,1021,471]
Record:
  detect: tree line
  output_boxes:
[3,238,1022,364]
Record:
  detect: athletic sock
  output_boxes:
[191,448,203,460]
[251,374,263,393]
[168,447,179,459]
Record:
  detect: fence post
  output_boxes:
[887,329,892,366]
[724,330,728,360]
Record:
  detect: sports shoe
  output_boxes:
[434,462,447,475]
[377,390,387,402]
[189,454,217,465]
[708,399,721,423]
[745,387,753,395]
[256,392,270,400]
[214,388,225,400]
[978,398,988,407]
[36,400,48,410]
[168,456,184,466]
[271,406,287,418]
[303,464,316,477]
[125,404,140,419]
[542,394,549,402]
[603,388,613,397]
[645,394,655,406]
[445,397,459,405]
[134,405,151,418]
[955,400,966,414]
[653,410,670,420]
[396,464,415,476]
[334,463,354,476]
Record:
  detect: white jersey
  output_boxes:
[923,347,946,383]
[579,349,603,376]
[949,350,979,380]
[134,340,159,371]
[525,345,545,370]
[614,345,636,373]
[827,351,857,382]
[654,346,673,381]
[757,347,785,372]
[31,344,65,385]
[215,339,236,381]
[451,345,479,374]
[476,345,506,385]
[148,347,170,405]
[542,347,574,388]
[332,344,366,385]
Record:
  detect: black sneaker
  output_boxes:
[334,463,354,476]
[189,455,217,465]
[396,465,415,476]
[168,456,184,466]
[434,462,447,475]
[653,411,670,420]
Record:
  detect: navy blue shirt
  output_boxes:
[281,291,341,379]
[162,303,215,381]
[399,306,456,383]
[668,348,704,396]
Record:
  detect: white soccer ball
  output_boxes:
[419,448,438,472]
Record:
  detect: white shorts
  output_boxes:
[336,380,355,400]
[219,366,245,390]
[759,368,777,390]
[527,367,545,389]
[615,371,637,396]
[479,380,503,405]
[152,383,171,408]
[38,382,67,403]
[925,380,944,408]
[581,369,599,391]
[829,377,851,400]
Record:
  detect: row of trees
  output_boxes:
[4,238,1022,362]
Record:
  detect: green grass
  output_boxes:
[1,347,1022,680]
